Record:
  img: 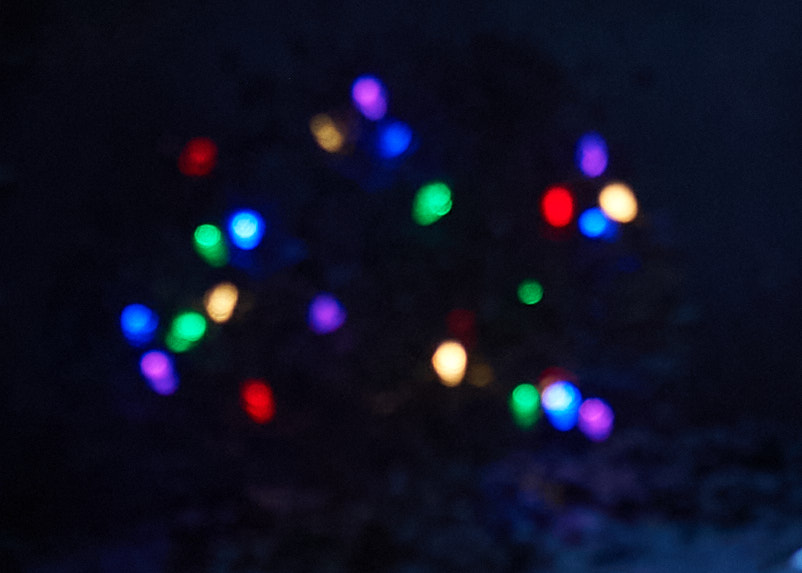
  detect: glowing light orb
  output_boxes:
[432,340,467,387]
[541,381,582,431]
[165,311,207,353]
[193,224,229,267]
[139,350,178,395]
[446,308,477,350]
[790,547,802,571]
[120,304,158,346]
[412,181,452,226]
[517,280,544,305]
[540,186,574,228]
[578,207,618,240]
[599,182,638,223]
[576,132,608,177]
[204,282,239,323]
[377,120,412,158]
[228,209,266,250]
[241,379,276,424]
[351,76,388,121]
[308,293,346,334]
[178,137,217,177]
[310,113,346,153]
[510,383,540,429]
[578,398,614,442]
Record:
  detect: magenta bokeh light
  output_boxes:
[139,350,178,395]
[308,293,346,335]
[576,132,608,178]
[351,76,388,121]
[577,398,614,441]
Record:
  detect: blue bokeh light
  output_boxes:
[578,207,618,240]
[121,304,158,346]
[377,120,413,158]
[541,381,582,431]
[228,209,266,250]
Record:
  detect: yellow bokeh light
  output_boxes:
[467,361,494,388]
[598,182,638,223]
[432,340,467,387]
[204,282,239,323]
[310,113,346,153]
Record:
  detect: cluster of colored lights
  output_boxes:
[118,80,655,439]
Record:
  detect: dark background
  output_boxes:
[2,0,802,570]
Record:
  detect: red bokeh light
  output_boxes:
[241,379,276,424]
[540,186,574,227]
[178,137,218,177]
[446,308,477,350]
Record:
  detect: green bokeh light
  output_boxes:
[193,224,229,267]
[165,311,207,353]
[517,279,544,305]
[510,383,540,429]
[412,181,452,226]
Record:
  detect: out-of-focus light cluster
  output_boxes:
[510,383,540,429]
[541,186,574,228]
[599,182,638,223]
[121,304,158,346]
[140,350,178,395]
[412,181,452,226]
[377,120,413,158]
[541,381,582,431]
[166,311,207,353]
[578,398,614,441]
[204,282,239,323]
[517,279,544,305]
[579,207,617,240]
[432,340,467,387]
[229,209,266,250]
[241,379,276,424]
[576,132,608,178]
[310,113,347,153]
[351,76,388,121]
[194,223,229,267]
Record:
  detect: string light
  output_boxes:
[510,383,540,429]
[376,120,413,158]
[178,137,217,177]
[432,340,467,387]
[540,186,574,228]
[310,113,346,153]
[412,181,452,226]
[517,279,544,305]
[599,182,638,223]
[193,224,229,267]
[576,132,608,178]
[120,304,158,346]
[241,379,276,424]
[308,293,346,334]
[139,350,178,395]
[578,207,618,240]
[541,381,582,431]
[204,282,239,323]
[228,209,266,250]
[577,398,614,442]
[351,76,388,121]
[165,311,207,353]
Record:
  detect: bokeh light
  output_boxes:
[599,182,638,223]
[790,547,802,571]
[178,137,217,177]
[308,293,346,334]
[446,308,477,350]
[467,361,494,388]
[432,340,467,387]
[510,383,540,429]
[241,379,276,424]
[412,181,452,226]
[537,366,577,393]
[193,223,229,267]
[576,132,608,177]
[204,282,239,323]
[228,209,266,250]
[517,279,544,305]
[351,75,388,121]
[578,398,614,442]
[120,304,158,346]
[310,113,346,153]
[376,120,413,158]
[165,311,207,353]
[139,350,178,395]
[540,186,574,228]
[541,381,582,431]
[578,207,618,240]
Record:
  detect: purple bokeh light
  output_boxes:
[308,293,346,334]
[351,76,387,121]
[576,132,608,178]
[139,350,178,395]
[578,398,614,441]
